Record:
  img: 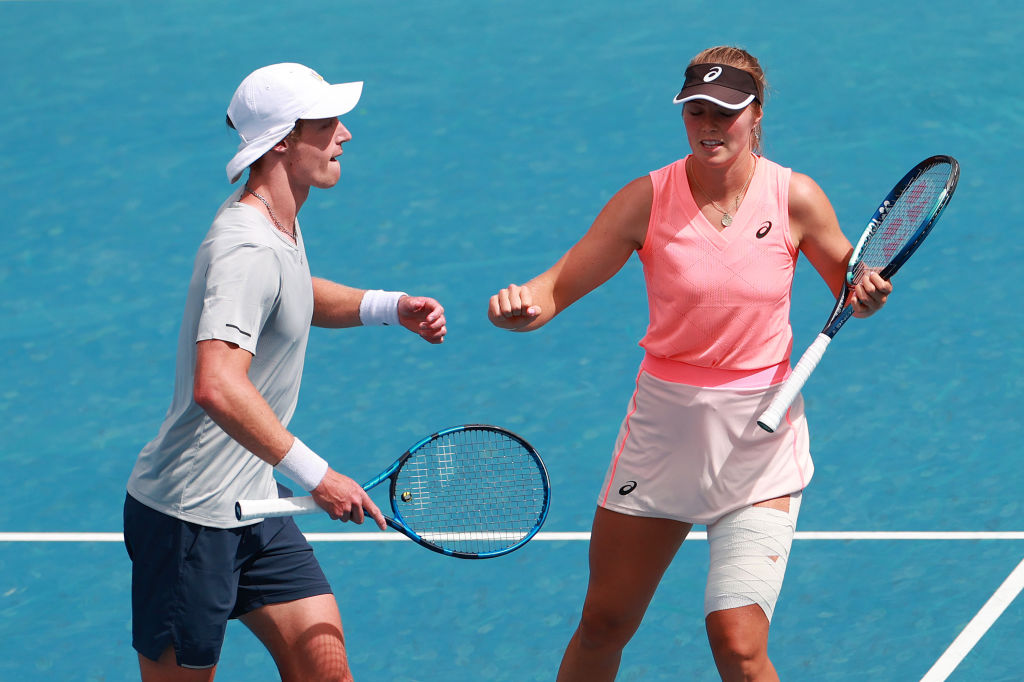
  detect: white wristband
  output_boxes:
[275,437,329,492]
[358,289,406,326]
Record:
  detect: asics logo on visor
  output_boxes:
[703,66,723,82]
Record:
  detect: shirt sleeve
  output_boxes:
[196,243,281,354]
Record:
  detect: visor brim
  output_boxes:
[673,87,755,111]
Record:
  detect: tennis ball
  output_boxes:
[400,491,412,502]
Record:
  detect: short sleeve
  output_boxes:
[196,244,281,354]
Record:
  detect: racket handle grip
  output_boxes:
[236,496,320,521]
[757,333,832,433]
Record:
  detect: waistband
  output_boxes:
[640,353,791,389]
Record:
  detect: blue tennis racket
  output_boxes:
[236,424,551,559]
[757,155,960,432]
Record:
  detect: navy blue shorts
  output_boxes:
[123,488,332,669]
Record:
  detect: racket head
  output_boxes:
[847,155,959,287]
[384,424,551,559]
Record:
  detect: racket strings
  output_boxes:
[852,162,953,281]
[393,429,547,555]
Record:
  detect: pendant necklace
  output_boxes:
[245,185,296,241]
[688,157,757,228]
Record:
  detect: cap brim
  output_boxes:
[300,81,363,120]
[673,85,755,110]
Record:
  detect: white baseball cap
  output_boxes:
[226,63,363,183]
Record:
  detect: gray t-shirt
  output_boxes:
[127,191,313,528]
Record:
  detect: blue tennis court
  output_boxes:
[2,1,1021,680]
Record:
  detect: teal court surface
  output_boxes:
[1,1,1021,680]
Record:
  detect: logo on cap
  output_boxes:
[703,66,723,82]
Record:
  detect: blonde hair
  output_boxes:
[688,46,768,154]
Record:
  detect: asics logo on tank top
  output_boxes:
[756,221,772,239]
[619,481,638,495]
[703,66,723,82]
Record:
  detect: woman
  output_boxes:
[488,46,891,681]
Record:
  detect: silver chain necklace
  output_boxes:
[687,157,757,228]
[245,186,296,241]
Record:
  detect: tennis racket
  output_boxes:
[757,155,960,433]
[236,424,551,559]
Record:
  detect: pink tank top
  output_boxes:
[638,155,797,373]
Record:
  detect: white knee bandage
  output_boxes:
[704,493,801,622]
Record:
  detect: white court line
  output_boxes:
[2,530,1018,678]
[1,531,1023,542]
[919,556,1024,682]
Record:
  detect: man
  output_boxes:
[124,63,447,681]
